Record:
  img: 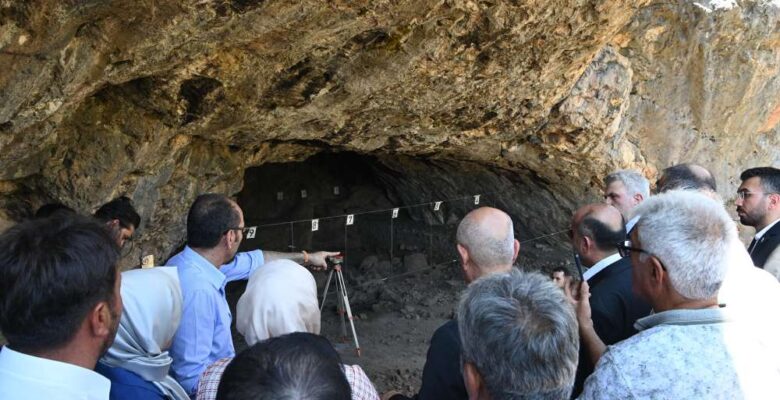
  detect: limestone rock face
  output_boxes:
[0,0,778,266]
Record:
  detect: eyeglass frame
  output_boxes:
[736,190,778,201]
[223,226,249,235]
[615,240,667,270]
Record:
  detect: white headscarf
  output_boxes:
[236,259,321,346]
[101,267,189,400]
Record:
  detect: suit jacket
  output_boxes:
[571,256,652,397]
[749,222,780,269]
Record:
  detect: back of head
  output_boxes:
[658,164,717,193]
[456,207,516,270]
[740,167,780,193]
[458,270,579,400]
[634,190,735,300]
[0,213,119,353]
[236,260,320,346]
[216,332,351,400]
[94,196,141,230]
[604,170,650,199]
[187,193,240,249]
[575,204,626,253]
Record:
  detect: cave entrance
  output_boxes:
[230,151,572,392]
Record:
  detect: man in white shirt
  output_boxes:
[0,214,123,400]
[736,167,780,280]
[602,170,649,234]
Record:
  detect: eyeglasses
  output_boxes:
[736,190,777,200]
[615,240,648,258]
[224,227,248,235]
[615,240,667,270]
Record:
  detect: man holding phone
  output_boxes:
[568,203,651,397]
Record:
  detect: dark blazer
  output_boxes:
[391,320,467,400]
[749,222,780,268]
[572,256,652,397]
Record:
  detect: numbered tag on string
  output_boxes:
[346,214,354,226]
[392,208,399,219]
[276,192,284,201]
[246,226,256,239]
[311,219,319,232]
[474,195,480,205]
[301,190,308,199]
[434,201,442,211]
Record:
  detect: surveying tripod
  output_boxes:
[320,255,361,356]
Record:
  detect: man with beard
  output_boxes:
[168,193,337,396]
[0,214,123,399]
[736,167,780,280]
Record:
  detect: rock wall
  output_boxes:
[0,0,779,267]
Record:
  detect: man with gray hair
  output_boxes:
[384,207,519,400]
[458,270,578,400]
[576,190,780,398]
[603,170,649,233]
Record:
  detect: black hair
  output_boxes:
[658,164,717,193]
[34,203,75,219]
[187,193,241,249]
[578,217,626,253]
[0,214,119,353]
[94,196,141,230]
[216,332,351,400]
[740,167,780,194]
[551,266,568,276]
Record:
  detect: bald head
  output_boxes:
[456,207,517,271]
[572,203,625,254]
[657,163,717,194]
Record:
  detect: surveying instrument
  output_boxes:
[320,255,361,356]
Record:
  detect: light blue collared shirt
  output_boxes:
[168,246,264,396]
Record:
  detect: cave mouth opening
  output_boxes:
[234,151,572,290]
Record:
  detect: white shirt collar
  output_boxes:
[583,253,623,281]
[626,215,641,233]
[0,346,110,400]
[754,217,780,240]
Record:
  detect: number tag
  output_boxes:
[346,215,354,225]
[276,192,284,200]
[301,190,308,199]
[246,226,256,239]
[311,219,319,231]
[434,201,442,211]
[474,195,480,205]
[392,208,399,219]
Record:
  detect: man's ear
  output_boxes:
[89,301,113,339]
[457,244,469,267]
[634,193,645,205]
[769,193,780,209]
[511,239,520,263]
[581,235,594,254]
[463,362,483,400]
[649,256,665,287]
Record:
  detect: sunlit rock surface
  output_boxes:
[0,0,778,266]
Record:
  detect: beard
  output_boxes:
[737,207,763,227]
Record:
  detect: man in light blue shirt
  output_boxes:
[168,193,336,396]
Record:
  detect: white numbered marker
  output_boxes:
[346,214,354,225]
[311,219,319,231]
[276,192,284,200]
[246,226,256,239]
[474,195,480,205]
[334,186,340,195]
[392,208,399,219]
[301,190,308,199]
[434,201,442,211]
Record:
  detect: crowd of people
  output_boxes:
[0,163,779,399]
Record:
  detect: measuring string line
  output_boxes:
[246,191,503,229]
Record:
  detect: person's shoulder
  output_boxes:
[432,319,459,342]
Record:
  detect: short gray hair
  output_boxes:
[634,190,734,300]
[456,209,515,269]
[458,270,579,400]
[605,170,650,199]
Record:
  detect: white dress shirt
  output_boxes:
[0,346,110,400]
[625,215,641,234]
[583,253,623,282]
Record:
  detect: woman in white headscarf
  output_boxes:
[96,267,189,400]
[196,260,379,400]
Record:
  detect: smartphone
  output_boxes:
[573,251,585,281]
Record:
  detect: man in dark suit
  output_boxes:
[569,203,652,397]
[383,207,520,400]
[736,167,780,280]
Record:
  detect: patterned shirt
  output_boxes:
[196,358,380,400]
[579,307,780,399]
